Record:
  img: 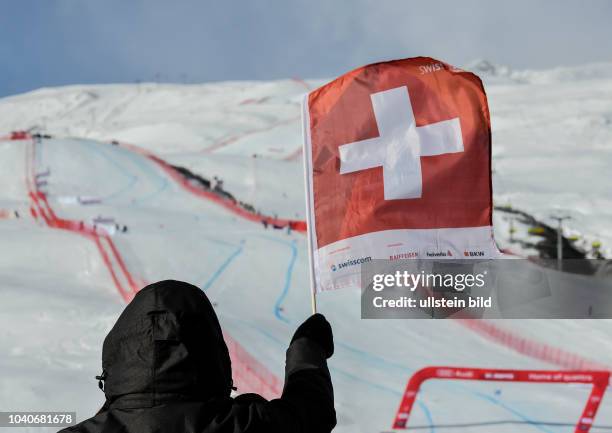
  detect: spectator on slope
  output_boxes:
[60,280,336,433]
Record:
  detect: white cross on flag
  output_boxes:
[302,57,499,292]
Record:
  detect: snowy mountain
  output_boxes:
[1,62,611,432]
[1,63,610,257]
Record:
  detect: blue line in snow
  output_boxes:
[275,240,297,323]
[256,235,297,324]
[335,340,420,372]
[201,241,244,291]
[415,401,435,433]
[471,391,556,433]
[112,145,169,204]
[132,177,169,203]
[80,139,169,204]
[79,140,138,200]
[330,366,401,396]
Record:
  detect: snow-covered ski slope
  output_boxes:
[0,62,611,432]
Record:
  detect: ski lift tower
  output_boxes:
[551,215,571,271]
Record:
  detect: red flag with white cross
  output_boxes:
[302,57,499,292]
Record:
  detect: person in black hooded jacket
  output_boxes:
[60,280,336,433]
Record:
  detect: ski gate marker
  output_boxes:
[302,57,499,300]
[393,366,610,432]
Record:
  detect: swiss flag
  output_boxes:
[302,57,497,291]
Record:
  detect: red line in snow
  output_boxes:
[202,116,299,154]
[203,78,309,158]
[103,234,139,292]
[93,235,133,302]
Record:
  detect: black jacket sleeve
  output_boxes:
[242,337,336,433]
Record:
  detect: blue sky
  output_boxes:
[1,0,611,97]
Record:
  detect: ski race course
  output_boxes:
[1,62,612,432]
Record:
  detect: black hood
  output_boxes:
[101,280,232,407]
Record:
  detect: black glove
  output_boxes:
[290,313,334,358]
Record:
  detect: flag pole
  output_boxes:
[301,94,318,314]
[310,279,318,314]
[305,205,318,314]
